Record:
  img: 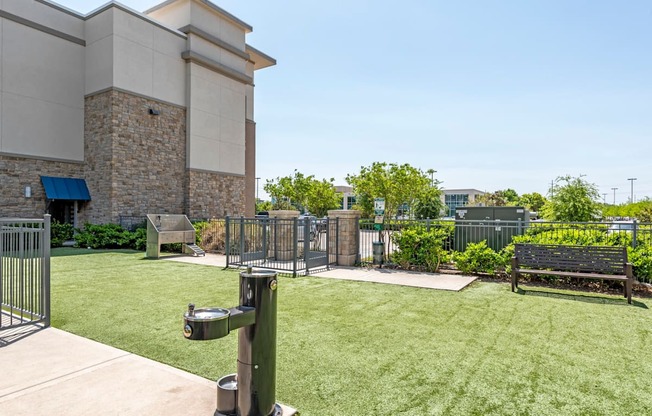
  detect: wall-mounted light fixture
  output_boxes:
[25,186,32,198]
[148,108,160,116]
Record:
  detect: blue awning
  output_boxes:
[40,176,91,201]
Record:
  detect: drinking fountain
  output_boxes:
[183,268,297,416]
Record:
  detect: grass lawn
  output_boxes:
[51,249,652,415]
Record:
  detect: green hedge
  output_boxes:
[390,226,451,272]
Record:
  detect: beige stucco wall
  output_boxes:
[145,0,191,31]
[187,62,246,174]
[107,8,186,106]
[85,9,114,95]
[2,0,84,38]
[0,12,84,161]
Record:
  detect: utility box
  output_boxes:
[454,206,529,252]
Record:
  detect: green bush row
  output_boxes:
[52,220,210,251]
[390,227,652,283]
[74,223,147,250]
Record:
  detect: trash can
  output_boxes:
[372,241,384,265]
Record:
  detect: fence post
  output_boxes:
[325,218,331,269]
[43,214,51,328]
[239,216,245,265]
[292,217,298,277]
[633,219,638,249]
[225,216,231,267]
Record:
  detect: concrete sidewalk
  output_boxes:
[0,326,217,416]
[165,253,477,291]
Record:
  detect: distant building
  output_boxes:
[335,186,356,210]
[0,0,275,226]
[441,189,485,218]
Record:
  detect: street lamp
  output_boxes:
[602,193,607,204]
[611,187,618,205]
[627,178,637,203]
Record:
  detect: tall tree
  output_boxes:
[541,175,601,221]
[264,170,341,215]
[346,162,438,221]
[304,178,343,217]
[518,192,547,212]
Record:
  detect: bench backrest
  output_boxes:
[514,244,627,274]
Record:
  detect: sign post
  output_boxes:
[374,198,385,232]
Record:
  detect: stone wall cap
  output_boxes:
[269,210,300,218]
[328,209,361,218]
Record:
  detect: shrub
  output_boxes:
[391,226,450,272]
[51,220,74,247]
[629,245,652,283]
[453,241,505,276]
[133,227,147,251]
[74,223,136,249]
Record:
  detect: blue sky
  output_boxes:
[58,0,652,203]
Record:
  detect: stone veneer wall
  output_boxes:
[0,155,83,218]
[186,170,245,218]
[85,89,187,223]
[4,88,246,223]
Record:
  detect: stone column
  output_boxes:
[269,210,299,261]
[328,210,361,266]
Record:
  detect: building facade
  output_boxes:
[0,0,275,226]
[442,189,485,218]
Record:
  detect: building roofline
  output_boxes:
[442,189,486,194]
[36,1,188,39]
[35,0,85,19]
[246,44,276,70]
[145,0,253,33]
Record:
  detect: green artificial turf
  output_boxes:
[51,249,652,415]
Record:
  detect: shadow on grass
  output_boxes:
[516,287,648,309]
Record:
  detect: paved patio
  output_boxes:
[165,253,477,291]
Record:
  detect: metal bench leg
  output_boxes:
[511,258,518,292]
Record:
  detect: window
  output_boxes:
[445,194,469,217]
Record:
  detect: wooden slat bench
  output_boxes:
[511,244,633,304]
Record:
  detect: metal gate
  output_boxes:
[226,216,336,276]
[1,215,51,330]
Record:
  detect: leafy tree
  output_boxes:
[255,200,273,213]
[602,198,652,221]
[638,203,652,223]
[541,175,601,222]
[264,170,341,216]
[518,192,547,213]
[305,178,343,217]
[413,186,445,219]
[502,188,519,205]
[474,191,507,206]
[346,162,437,221]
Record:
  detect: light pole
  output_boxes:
[255,177,261,202]
[627,178,637,203]
[611,187,618,205]
[602,193,607,204]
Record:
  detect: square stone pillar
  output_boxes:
[269,210,299,261]
[327,210,361,266]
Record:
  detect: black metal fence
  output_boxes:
[359,219,652,265]
[225,217,337,276]
[1,216,51,331]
